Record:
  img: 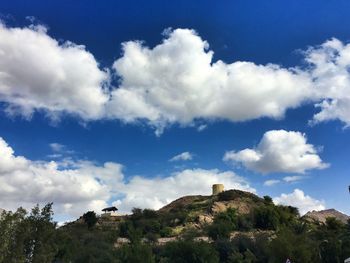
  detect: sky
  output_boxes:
[0,0,350,223]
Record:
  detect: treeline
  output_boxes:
[1,201,350,262]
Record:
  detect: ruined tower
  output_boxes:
[212,184,224,195]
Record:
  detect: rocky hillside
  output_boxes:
[158,190,265,228]
[304,209,350,224]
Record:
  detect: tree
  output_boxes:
[263,195,273,204]
[253,206,279,230]
[0,207,28,262]
[25,203,58,262]
[83,211,98,229]
[0,203,58,263]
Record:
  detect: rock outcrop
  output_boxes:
[304,209,349,224]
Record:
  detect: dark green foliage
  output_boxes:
[161,240,219,263]
[268,227,318,263]
[83,211,98,229]
[2,198,350,262]
[116,243,155,263]
[253,205,280,230]
[218,190,260,202]
[237,214,253,231]
[55,223,118,262]
[208,208,237,240]
[0,203,58,263]
[119,207,190,241]
[160,226,173,237]
[263,195,273,204]
[313,217,347,263]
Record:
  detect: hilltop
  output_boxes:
[304,209,350,224]
[97,189,349,234]
[72,189,350,240]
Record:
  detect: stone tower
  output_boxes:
[212,184,224,195]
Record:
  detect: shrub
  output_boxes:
[253,206,279,230]
[117,243,155,263]
[208,208,237,240]
[161,241,219,263]
[160,227,173,237]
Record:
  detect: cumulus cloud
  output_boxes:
[0,137,116,217]
[107,32,350,131]
[306,38,350,126]
[0,22,109,120]
[169,151,193,162]
[223,130,329,174]
[273,189,325,215]
[108,28,314,133]
[0,136,254,219]
[1,23,350,132]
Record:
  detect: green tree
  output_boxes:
[83,211,98,229]
[268,227,317,263]
[263,195,273,204]
[0,203,58,263]
[253,206,279,230]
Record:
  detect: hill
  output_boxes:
[2,190,350,262]
[304,208,350,224]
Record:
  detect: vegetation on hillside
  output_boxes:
[1,190,350,262]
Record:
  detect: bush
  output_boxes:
[160,227,173,237]
[161,241,219,263]
[237,214,253,231]
[218,190,260,203]
[143,209,158,219]
[117,243,155,263]
[253,206,279,230]
[218,190,242,201]
[208,208,237,240]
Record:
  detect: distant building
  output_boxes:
[212,184,224,195]
[101,206,118,217]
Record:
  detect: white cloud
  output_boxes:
[49,143,65,152]
[169,151,193,162]
[306,38,350,126]
[108,28,314,133]
[273,189,325,215]
[0,22,109,120]
[264,179,280,186]
[223,130,329,174]
[1,23,350,132]
[283,175,306,183]
[0,136,254,219]
[0,137,116,218]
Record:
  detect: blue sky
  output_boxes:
[0,0,349,222]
